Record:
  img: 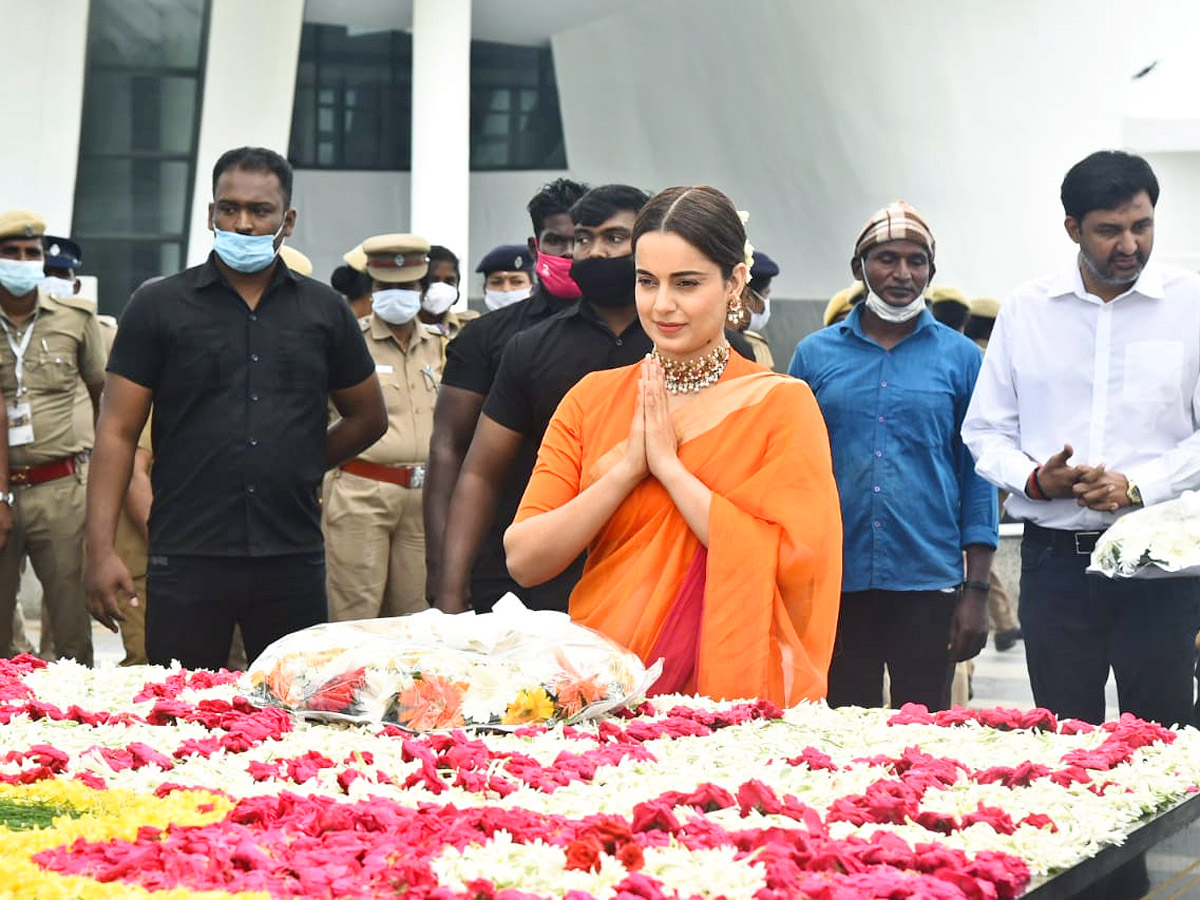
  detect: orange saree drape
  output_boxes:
[514,352,842,706]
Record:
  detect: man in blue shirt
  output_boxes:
[788,201,997,711]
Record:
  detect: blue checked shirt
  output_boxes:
[788,305,998,592]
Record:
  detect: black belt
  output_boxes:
[1023,522,1103,556]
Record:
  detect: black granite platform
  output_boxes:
[1023,792,1200,899]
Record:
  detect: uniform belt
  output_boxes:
[9,457,77,487]
[340,459,425,488]
[1023,522,1103,556]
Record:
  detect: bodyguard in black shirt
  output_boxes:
[434,185,754,614]
[423,178,588,601]
[84,147,387,669]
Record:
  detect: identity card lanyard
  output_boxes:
[2,312,37,446]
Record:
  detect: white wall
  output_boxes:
[277,0,1200,304]
[0,0,89,233]
[550,0,1200,300]
[185,0,304,265]
[288,171,411,283]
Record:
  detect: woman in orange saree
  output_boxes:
[505,186,841,707]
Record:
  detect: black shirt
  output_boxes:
[106,254,375,557]
[441,284,574,396]
[474,300,650,612]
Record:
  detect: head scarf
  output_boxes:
[853,201,935,262]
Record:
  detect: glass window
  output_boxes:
[72,0,208,315]
[469,42,566,171]
[288,24,412,171]
[286,27,567,172]
[87,0,205,70]
[78,240,183,310]
[81,73,198,155]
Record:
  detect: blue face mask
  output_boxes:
[211,219,285,273]
[371,288,422,325]
[0,259,46,297]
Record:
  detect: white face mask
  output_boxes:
[40,276,77,298]
[422,281,458,316]
[748,293,770,332]
[371,288,422,324]
[484,286,532,311]
[861,258,926,323]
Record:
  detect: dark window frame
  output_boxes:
[287,27,567,173]
[71,0,211,315]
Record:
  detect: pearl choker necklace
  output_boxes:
[653,343,730,394]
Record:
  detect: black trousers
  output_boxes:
[146,552,327,670]
[1020,536,1200,728]
[827,588,959,711]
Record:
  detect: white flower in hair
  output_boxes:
[737,210,754,272]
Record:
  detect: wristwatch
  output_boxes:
[0,492,13,505]
[1126,481,1143,507]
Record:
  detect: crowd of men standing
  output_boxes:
[0,144,1196,733]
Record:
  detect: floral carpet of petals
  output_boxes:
[1,656,1200,898]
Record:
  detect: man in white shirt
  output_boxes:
[963,150,1200,728]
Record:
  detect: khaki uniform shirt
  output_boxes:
[745,330,775,370]
[0,288,106,467]
[429,308,479,341]
[358,314,445,466]
[113,420,153,579]
[74,314,117,449]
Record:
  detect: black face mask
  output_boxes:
[570,255,636,308]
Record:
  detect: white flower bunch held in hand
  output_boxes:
[1091,490,1200,579]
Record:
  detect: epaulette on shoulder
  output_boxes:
[50,294,98,315]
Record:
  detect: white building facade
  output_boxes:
[4,0,1200,353]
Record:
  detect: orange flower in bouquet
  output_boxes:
[394,674,467,731]
[552,672,607,717]
[256,659,300,707]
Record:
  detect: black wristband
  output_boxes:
[963,579,991,594]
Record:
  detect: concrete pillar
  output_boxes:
[410,0,472,301]
[185,0,304,266]
[0,0,89,232]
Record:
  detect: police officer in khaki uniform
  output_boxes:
[323,233,446,621]
[113,421,152,665]
[333,243,374,319]
[419,245,478,340]
[0,210,105,666]
[48,238,115,659]
[279,244,314,277]
[734,251,779,369]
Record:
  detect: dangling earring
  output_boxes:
[726,293,743,324]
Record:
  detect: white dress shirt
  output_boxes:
[962,258,1200,530]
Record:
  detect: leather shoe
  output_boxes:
[994,627,1022,652]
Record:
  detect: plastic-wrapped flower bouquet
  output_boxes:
[248,595,659,730]
[1090,490,1200,579]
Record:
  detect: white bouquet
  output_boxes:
[1089,490,1200,579]
[247,595,660,730]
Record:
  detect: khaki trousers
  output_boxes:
[987,568,1019,633]
[9,602,33,655]
[118,574,148,666]
[323,469,429,621]
[0,476,91,666]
